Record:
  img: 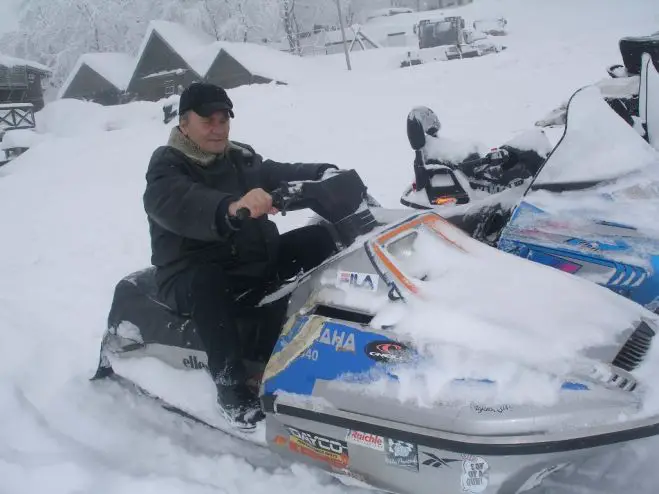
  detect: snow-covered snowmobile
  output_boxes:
[401,46,659,313]
[497,61,659,312]
[94,109,659,493]
[537,33,659,151]
[399,105,552,244]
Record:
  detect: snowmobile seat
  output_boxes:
[619,34,659,75]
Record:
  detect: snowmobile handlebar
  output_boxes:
[233,170,370,225]
[233,181,309,221]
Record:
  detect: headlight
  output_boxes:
[386,231,419,260]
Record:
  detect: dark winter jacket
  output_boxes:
[144,127,336,294]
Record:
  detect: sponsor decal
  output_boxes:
[385,438,418,471]
[287,426,349,469]
[337,271,379,292]
[471,403,512,414]
[346,430,385,451]
[302,347,319,361]
[274,435,287,447]
[365,340,411,363]
[318,326,356,352]
[182,355,207,370]
[460,455,489,493]
[421,452,459,469]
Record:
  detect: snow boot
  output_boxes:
[216,383,265,431]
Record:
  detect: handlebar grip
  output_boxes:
[235,207,251,221]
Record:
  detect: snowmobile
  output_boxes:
[399,105,552,244]
[94,94,659,493]
[497,57,659,312]
[537,32,659,151]
[401,44,659,313]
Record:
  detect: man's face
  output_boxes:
[180,110,231,154]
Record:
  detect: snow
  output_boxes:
[533,86,659,186]
[0,102,34,109]
[0,53,51,73]
[367,222,651,408]
[188,40,336,85]
[58,53,134,99]
[132,21,334,86]
[0,129,44,150]
[4,0,659,492]
[132,20,214,78]
[34,99,164,136]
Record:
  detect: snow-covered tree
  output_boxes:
[0,0,357,89]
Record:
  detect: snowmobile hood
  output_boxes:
[263,204,658,408]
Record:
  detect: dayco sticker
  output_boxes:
[346,430,385,451]
[365,340,411,363]
[461,455,489,493]
[385,438,418,471]
[318,325,356,352]
[337,271,379,292]
[287,426,349,469]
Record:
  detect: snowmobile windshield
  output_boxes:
[531,85,658,192]
[512,85,659,236]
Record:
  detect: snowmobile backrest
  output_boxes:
[619,35,659,76]
[407,116,426,151]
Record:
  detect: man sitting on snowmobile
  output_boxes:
[143,82,339,429]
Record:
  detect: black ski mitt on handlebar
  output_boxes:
[294,169,368,224]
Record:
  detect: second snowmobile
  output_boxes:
[399,105,552,244]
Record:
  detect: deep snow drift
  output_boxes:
[3,0,659,493]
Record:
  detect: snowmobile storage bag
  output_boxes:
[619,34,659,75]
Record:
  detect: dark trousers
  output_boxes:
[169,224,336,385]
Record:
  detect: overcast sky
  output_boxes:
[0,0,19,35]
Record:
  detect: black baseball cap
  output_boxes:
[179,82,234,118]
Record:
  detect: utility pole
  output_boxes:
[335,0,352,71]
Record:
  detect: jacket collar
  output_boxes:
[167,126,223,166]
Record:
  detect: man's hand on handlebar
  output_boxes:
[228,188,279,219]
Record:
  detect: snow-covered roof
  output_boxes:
[129,20,335,87]
[58,53,134,99]
[0,53,51,73]
[134,20,215,77]
[187,40,332,84]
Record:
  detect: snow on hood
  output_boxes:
[368,216,654,406]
